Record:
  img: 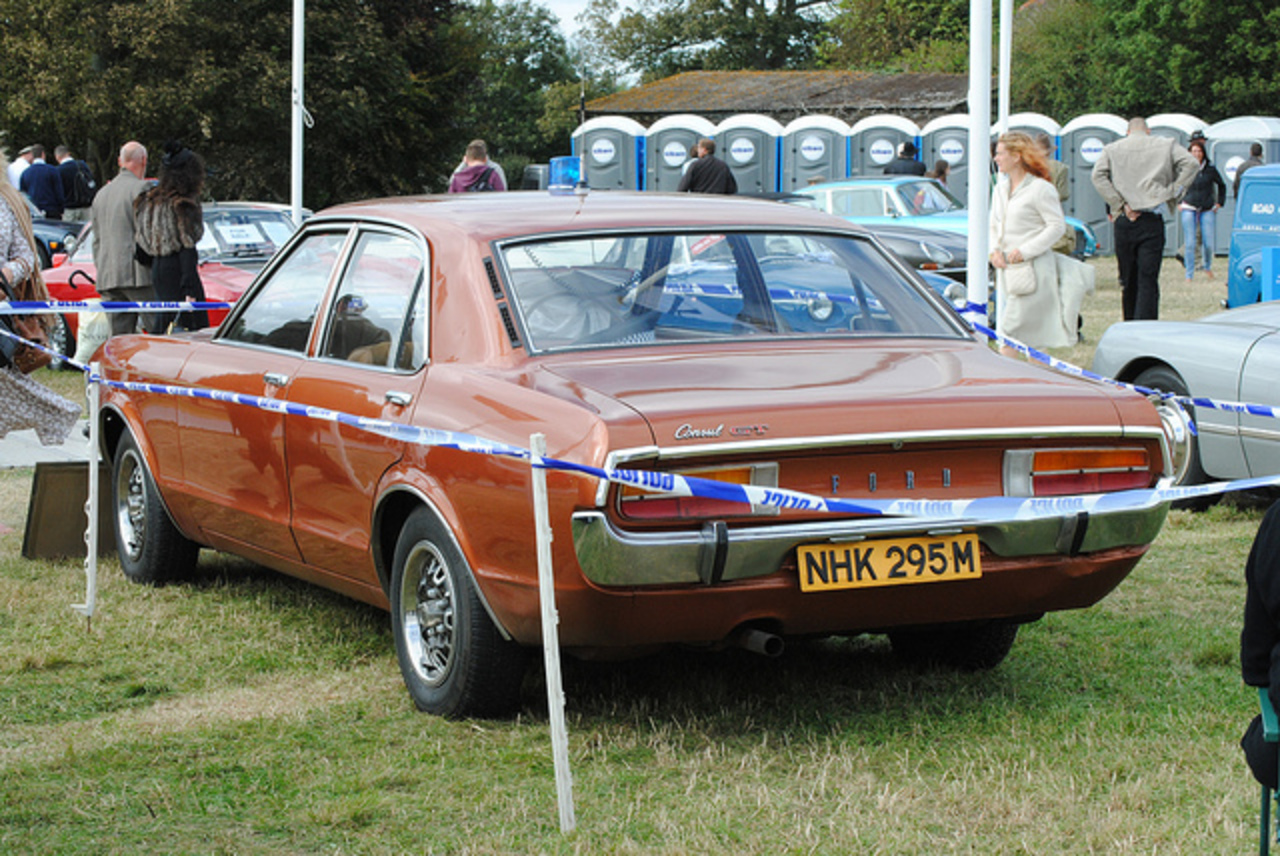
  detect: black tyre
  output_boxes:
[889,621,1019,671]
[49,315,75,370]
[390,507,527,718]
[1132,365,1214,511]
[112,432,199,584]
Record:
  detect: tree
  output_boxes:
[1011,0,1119,118]
[1011,0,1280,122]
[0,0,474,207]
[818,0,968,71]
[451,0,576,166]
[577,0,829,81]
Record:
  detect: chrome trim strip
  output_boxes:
[570,500,1169,587]
[609,424,1165,464]
[1239,426,1280,442]
[594,425,1167,506]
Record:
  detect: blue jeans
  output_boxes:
[1181,207,1215,277]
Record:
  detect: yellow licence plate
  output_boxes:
[797,533,981,593]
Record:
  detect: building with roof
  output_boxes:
[583,70,974,126]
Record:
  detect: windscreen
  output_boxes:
[499,230,962,352]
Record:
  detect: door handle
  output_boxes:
[385,390,413,407]
[263,372,288,387]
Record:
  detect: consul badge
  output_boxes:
[674,423,770,440]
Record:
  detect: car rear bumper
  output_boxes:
[570,500,1168,587]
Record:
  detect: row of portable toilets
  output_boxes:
[570,112,1280,256]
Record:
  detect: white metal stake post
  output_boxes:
[73,363,100,621]
[530,433,576,833]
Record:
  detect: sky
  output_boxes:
[543,0,591,36]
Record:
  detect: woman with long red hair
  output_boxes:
[989,131,1071,355]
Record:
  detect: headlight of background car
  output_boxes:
[918,241,954,267]
[879,236,954,271]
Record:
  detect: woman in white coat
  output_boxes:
[989,131,1070,355]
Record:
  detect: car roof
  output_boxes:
[313,191,865,244]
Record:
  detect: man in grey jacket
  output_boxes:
[91,141,152,335]
[1090,118,1198,320]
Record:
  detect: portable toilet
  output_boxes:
[849,115,921,177]
[1205,116,1280,255]
[1148,113,1209,257]
[920,114,972,203]
[571,116,646,190]
[998,112,1061,143]
[715,114,784,194]
[645,114,717,192]
[1061,113,1128,255]
[782,115,851,190]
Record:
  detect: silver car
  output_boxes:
[1091,301,1280,500]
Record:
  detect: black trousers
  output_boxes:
[1113,212,1165,320]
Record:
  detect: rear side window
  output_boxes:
[319,231,426,370]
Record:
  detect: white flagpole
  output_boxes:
[997,0,1013,134]
[966,0,994,321]
[530,433,576,832]
[291,0,305,226]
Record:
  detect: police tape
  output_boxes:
[0,300,233,315]
[78,372,1280,523]
[6,305,1280,522]
[966,319,1280,425]
[0,322,90,373]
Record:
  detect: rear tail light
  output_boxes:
[1003,448,1153,497]
[618,462,778,519]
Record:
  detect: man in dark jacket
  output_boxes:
[18,145,66,220]
[677,138,737,195]
[1241,501,1280,788]
[884,141,927,176]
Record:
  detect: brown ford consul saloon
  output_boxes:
[96,191,1177,718]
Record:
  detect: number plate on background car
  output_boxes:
[797,534,981,593]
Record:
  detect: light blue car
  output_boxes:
[797,176,1099,259]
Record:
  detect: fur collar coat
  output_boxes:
[134,190,203,258]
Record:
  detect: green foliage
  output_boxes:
[1013,0,1280,122]
[578,0,825,81]
[538,76,620,156]
[452,0,577,166]
[1011,0,1119,118]
[818,0,968,70]
[0,0,475,208]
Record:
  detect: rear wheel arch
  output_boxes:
[372,485,513,641]
[1115,356,1177,387]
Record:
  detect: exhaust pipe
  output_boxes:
[734,627,784,658]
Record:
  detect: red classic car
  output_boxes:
[96,192,1175,718]
[41,202,301,357]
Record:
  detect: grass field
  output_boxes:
[1,257,1269,854]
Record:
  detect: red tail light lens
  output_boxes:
[1004,448,1152,497]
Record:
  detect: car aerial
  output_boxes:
[796,176,1099,259]
[41,202,302,359]
[95,191,1175,719]
[1226,164,1280,308]
[1091,299,1280,506]
[23,193,79,269]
